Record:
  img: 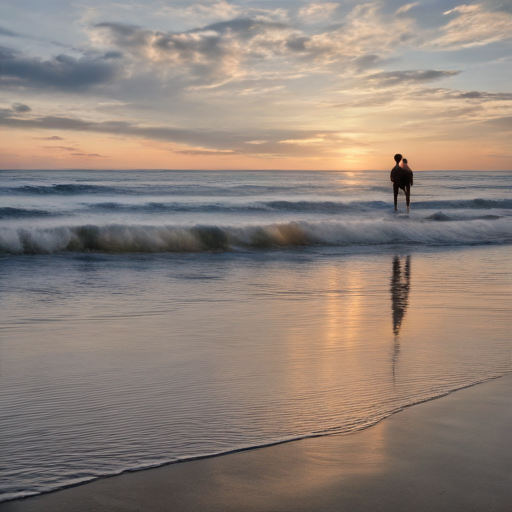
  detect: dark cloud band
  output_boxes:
[0,46,120,90]
[366,70,460,87]
[0,107,358,157]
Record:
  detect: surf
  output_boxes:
[1,217,511,254]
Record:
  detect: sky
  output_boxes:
[0,0,511,170]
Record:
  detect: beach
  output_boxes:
[1,170,511,507]
[2,0,512,506]
[2,373,511,511]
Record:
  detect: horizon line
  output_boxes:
[1,168,511,172]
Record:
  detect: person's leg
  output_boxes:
[405,184,411,208]
[393,184,399,210]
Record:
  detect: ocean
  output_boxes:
[1,170,511,502]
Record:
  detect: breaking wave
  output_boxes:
[1,218,511,254]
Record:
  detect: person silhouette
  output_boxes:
[390,154,413,212]
[402,158,412,173]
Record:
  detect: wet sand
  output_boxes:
[2,373,511,512]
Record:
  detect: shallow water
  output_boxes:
[0,171,511,501]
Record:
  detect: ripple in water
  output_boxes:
[0,243,511,501]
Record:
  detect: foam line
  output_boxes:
[1,218,511,254]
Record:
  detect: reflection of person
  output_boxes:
[390,255,411,383]
[391,255,411,337]
[390,154,413,211]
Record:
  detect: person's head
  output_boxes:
[403,158,408,164]
[394,154,402,163]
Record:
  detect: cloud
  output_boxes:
[432,3,512,49]
[458,91,512,100]
[485,116,512,129]
[0,46,120,91]
[32,135,65,140]
[395,3,420,15]
[0,108,240,149]
[290,3,417,65]
[94,21,232,83]
[366,70,460,87]
[285,36,311,53]
[239,85,284,96]
[43,146,76,151]
[90,3,419,89]
[95,18,288,54]
[12,102,31,112]
[71,153,106,157]
[193,18,288,35]
[352,54,386,70]
[0,107,363,157]
[92,16,303,88]
[330,94,395,108]
[443,5,482,16]
[298,3,339,22]
[414,88,512,102]
[174,148,236,155]
[485,152,512,159]
[279,138,325,144]
[103,51,123,59]
[154,1,242,27]
[0,26,20,37]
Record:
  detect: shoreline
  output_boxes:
[2,372,512,511]
[2,373,508,504]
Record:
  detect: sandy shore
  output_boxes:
[2,373,512,512]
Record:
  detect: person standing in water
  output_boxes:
[402,158,413,174]
[390,154,413,212]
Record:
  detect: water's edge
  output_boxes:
[4,371,510,504]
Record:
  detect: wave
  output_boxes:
[89,201,271,214]
[425,211,503,222]
[266,200,382,212]
[1,199,510,221]
[0,183,314,197]
[1,184,121,195]
[3,180,512,213]
[87,200,383,214]
[84,198,512,215]
[414,198,512,210]
[0,207,56,219]
[1,218,511,254]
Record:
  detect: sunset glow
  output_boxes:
[1,0,511,170]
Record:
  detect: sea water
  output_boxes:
[0,170,511,501]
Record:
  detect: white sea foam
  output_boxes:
[0,217,511,254]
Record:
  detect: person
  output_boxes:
[390,154,413,211]
[402,158,412,174]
